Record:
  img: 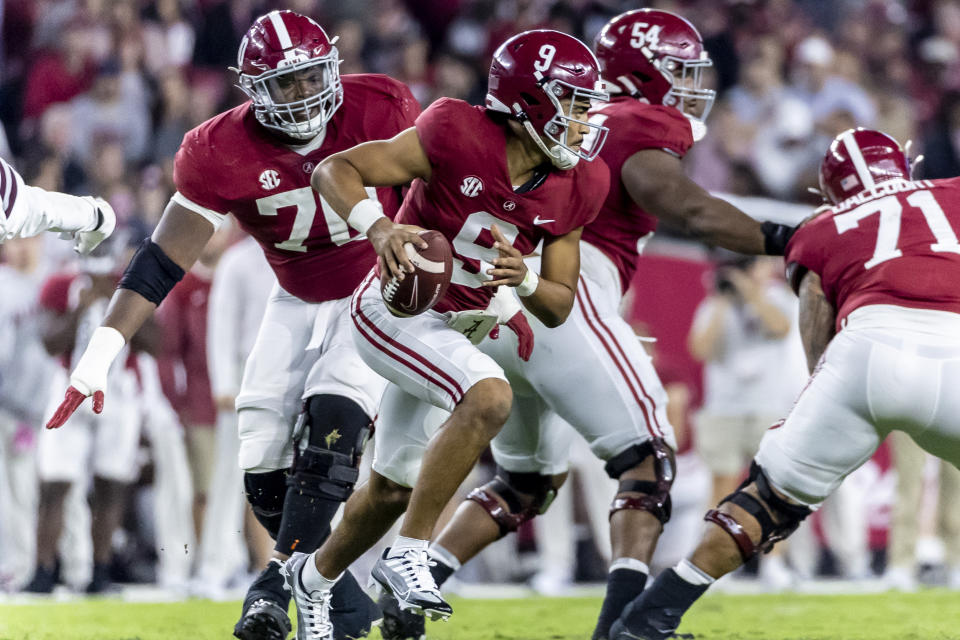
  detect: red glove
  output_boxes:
[45,326,125,429]
[46,386,105,429]
[489,311,534,361]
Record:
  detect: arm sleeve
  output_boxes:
[1,157,98,239]
[207,255,243,398]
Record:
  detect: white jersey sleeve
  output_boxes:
[0,157,99,241]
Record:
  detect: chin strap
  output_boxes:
[518,112,579,170]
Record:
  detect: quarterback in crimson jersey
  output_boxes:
[283,29,609,632]
[45,10,419,640]
[398,10,800,640]
[609,129,960,638]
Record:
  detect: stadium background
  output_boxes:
[2,0,960,637]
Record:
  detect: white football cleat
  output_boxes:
[281,553,334,640]
[371,547,452,622]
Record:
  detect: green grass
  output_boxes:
[2,591,960,639]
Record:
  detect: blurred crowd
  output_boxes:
[3,0,960,596]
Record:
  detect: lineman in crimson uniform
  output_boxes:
[381,10,800,640]
[608,129,960,638]
[44,10,420,640]
[280,29,611,639]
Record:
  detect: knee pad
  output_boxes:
[705,461,812,562]
[288,395,372,502]
[243,469,287,539]
[607,438,675,525]
[466,467,557,538]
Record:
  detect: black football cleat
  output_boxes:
[329,570,382,640]
[234,561,293,640]
[378,589,426,640]
[234,598,293,640]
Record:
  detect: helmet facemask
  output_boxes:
[519,76,609,170]
[237,48,343,140]
[661,53,716,130]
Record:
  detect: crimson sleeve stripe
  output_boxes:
[575,285,661,439]
[6,164,18,214]
[1,158,10,214]
[351,275,464,404]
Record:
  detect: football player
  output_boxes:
[377,10,800,640]
[609,130,960,638]
[0,156,115,254]
[281,29,610,639]
[44,10,420,640]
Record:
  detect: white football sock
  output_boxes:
[674,559,715,586]
[390,535,429,555]
[609,557,650,575]
[429,543,462,571]
[299,552,341,592]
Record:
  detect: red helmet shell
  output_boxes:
[239,10,335,76]
[486,30,609,167]
[594,9,714,118]
[819,128,911,205]
[236,10,343,139]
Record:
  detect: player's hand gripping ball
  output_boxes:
[380,230,453,316]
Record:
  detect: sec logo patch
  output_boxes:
[259,169,281,190]
[460,176,483,198]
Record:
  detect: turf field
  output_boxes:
[2,591,960,639]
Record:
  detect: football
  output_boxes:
[380,230,453,317]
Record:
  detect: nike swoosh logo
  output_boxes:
[400,275,419,311]
[533,215,555,225]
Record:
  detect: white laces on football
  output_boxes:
[300,589,334,639]
[390,548,441,595]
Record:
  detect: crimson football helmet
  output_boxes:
[234,10,342,140]
[486,29,609,170]
[819,128,911,205]
[594,9,715,129]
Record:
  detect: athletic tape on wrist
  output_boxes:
[71,326,126,394]
[516,268,539,297]
[346,199,386,235]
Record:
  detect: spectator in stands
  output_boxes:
[788,35,877,128]
[156,225,233,543]
[688,255,806,588]
[884,432,960,590]
[68,60,150,166]
[194,235,276,595]
[27,236,157,593]
[21,20,97,132]
[0,236,53,591]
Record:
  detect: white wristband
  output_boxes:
[346,199,387,235]
[516,268,539,297]
[70,326,126,395]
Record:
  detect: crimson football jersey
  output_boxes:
[173,74,420,303]
[581,98,694,292]
[786,177,960,329]
[398,98,609,313]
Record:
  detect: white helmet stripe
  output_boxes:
[267,10,298,61]
[841,129,876,191]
